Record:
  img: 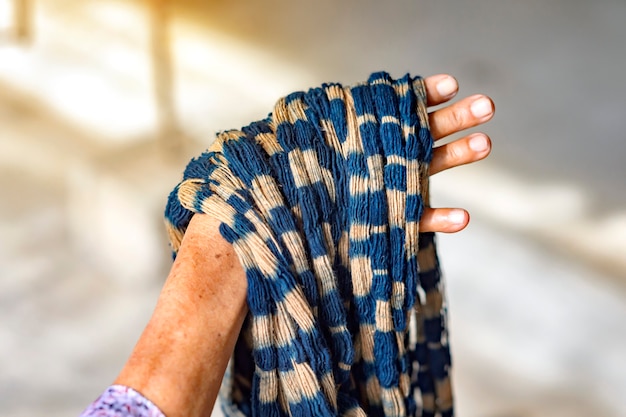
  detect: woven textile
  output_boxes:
[165,72,452,417]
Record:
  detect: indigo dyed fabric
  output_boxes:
[166,72,453,417]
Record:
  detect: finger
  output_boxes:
[424,74,459,107]
[429,133,492,176]
[429,94,495,140]
[420,208,470,233]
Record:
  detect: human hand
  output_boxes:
[111,74,493,417]
[419,74,494,233]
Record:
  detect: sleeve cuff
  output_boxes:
[79,385,166,417]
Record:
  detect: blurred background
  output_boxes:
[1,0,625,416]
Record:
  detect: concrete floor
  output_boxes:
[1,1,625,416]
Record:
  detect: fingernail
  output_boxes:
[469,134,489,152]
[436,76,457,98]
[470,97,493,119]
[448,210,466,224]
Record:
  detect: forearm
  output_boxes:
[115,214,247,417]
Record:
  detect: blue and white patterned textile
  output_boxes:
[165,72,453,417]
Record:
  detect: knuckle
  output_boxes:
[446,143,464,161]
[447,106,467,128]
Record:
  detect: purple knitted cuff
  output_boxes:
[79,385,165,417]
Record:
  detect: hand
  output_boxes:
[419,74,494,233]
[112,75,494,417]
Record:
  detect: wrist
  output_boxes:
[115,214,247,417]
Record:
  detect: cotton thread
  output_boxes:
[165,72,453,417]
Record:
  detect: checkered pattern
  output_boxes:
[165,72,453,417]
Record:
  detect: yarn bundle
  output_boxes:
[165,72,453,417]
